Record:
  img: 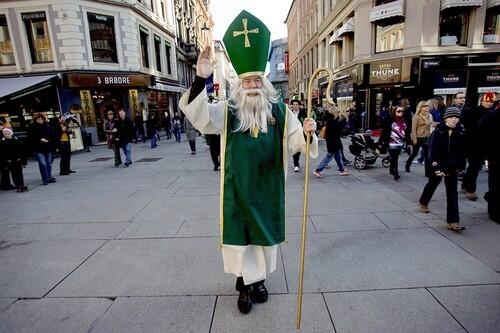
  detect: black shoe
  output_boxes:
[405,164,410,172]
[237,288,252,314]
[394,174,400,180]
[124,162,130,167]
[235,277,244,291]
[214,165,220,171]
[69,170,76,173]
[250,280,268,303]
[60,172,70,176]
[48,178,57,183]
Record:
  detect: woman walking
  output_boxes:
[405,101,433,175]
[104,111,122,167]
[313,104,349,178]
[419,107,466,232]
[29,113,56,185]
[388,106,407,180]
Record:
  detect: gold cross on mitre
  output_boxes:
[232,18,259,48]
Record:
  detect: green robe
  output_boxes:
[222,103,286,246]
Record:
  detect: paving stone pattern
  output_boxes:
[0,137,498,332]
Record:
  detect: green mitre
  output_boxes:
[223,10,271,78]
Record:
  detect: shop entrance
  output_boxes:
[92,90,125,142]
[369,86,403,129]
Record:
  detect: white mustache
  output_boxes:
[243,89,261,97]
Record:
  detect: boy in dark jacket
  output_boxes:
[0,128,28,192]
[419,107,466,231]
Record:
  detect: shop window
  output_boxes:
[140,27,149,68]
[375,22,404,53]
[0,15,15,65]
[88,13,118,63]
[21,11,53,64]
[154,35,161,72]
[484,6,500,44]
[439,8,469,46]
[165,43,172,74]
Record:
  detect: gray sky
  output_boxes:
[209,0,293,42]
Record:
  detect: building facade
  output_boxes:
[212,39,236,101]
[0,0,212,145]
[268,38,289,103]
[286,0,500,129]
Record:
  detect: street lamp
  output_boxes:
[195,14,210,50]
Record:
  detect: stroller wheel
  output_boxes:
[382,156,391,168]
[354,156,367,170]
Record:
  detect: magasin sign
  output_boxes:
[369,59,402,85]
[66,73,153,88]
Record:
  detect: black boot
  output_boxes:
[250,280,268,303]
[237,287,252,314]
[235,276,244,291]
[405,162,411,172]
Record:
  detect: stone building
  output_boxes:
[0,0,212,145]
[286,0,499,129]
[268,37,289,103]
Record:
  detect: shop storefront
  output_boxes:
[62,72,153,143]
[147,80,186,126]
[365,58,415,129]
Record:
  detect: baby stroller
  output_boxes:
[348,132,390,170]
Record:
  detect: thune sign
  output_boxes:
[369,59,402,84]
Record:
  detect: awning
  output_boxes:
[329,30,342,44]
[337,17,355,38]
[487,0,500,8]
[0,75,58,100]
[441,0,482,11]
[478,86,500,93]
[433,87,466,95]
[369,0,405,23]
[149,82,187,93]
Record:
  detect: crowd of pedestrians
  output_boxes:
[1,91,498,229]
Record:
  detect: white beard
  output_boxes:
[229,77,278,134]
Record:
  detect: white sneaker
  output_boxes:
[294,166,300,172]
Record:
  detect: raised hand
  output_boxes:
[196,46,214,78]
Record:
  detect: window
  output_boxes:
[375,22,404,52]
[0,15,15,65]
[484,6,500,44]
[140,27,149,68]
[21,11,53,63]
[154,35,161,72]
[87,13,118,63]
[165,42,172,74]
[160,1,166,19]
[439,8,469,46]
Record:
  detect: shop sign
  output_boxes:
[369,59,402,85]
[79,90,96,126]
[423,59,440,69]
[21,11,46,20]
[67,73,152,88]
[478,70,500,93]
[128,89,140,116]
[434,71,466,89]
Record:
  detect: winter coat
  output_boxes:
[477,108,500,162]
[428,122,466,175]
[462,104,491,157]
[29,122,53,154]
[146,117,159,136]
[411,112,433,144]
[184,117,197,141]
[113,117,135,144]
[104,120,116,148]
[0,137,24,167]
[323,112,345,152]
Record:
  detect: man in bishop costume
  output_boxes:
[180,10,318,314]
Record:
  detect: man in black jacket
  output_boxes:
[477,97,500,223]
[113,110,135,167]
[461,92,494,200]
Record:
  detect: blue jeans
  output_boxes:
[316,150,344,172]
[150,131,157,148]
[173,127,181,142]
[120,143,132,164]
[36,152,52,184]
